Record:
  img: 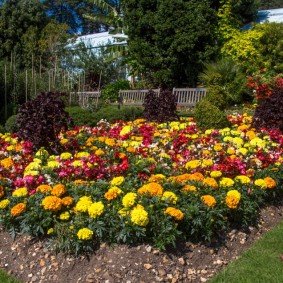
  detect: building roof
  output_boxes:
[256,8,283,24]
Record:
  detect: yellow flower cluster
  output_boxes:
[12,187,28,197]
[235,175,251,184]
[0,157,14,169]
[0,199,10,209]
[148,174,166,183]
[185,159,201,170]
[60,152,72,160]
[201,195,217,207]
[219,177,235,187]
[75,196,92,213]
[36,184,52,193]
[130,206,149,226]
[88,201,104,219]
[165,207,184,220]
[11,203,26,217]
[162,191,178,204]
[203,177,218,189]
[42,196,62,212]
[59,211,70,221]
[120,125,132,136]
[225,190,241,209]
[122,192,137,208]
[138,182,164,197]
[254,177,276,189]
[110,176,125,186]
[210,171,222,178]
[77,228,93,240]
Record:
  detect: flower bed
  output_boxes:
[0,114,282,254]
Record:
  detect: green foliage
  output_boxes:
[199,58,248,106]
[0,269,21,283]
[65,106,97,127]
[101,80,131,103]
[4,115,17,133]
[194,99,230,130]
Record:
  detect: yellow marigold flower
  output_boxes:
[105,138,115,146]
[0,199,10,209]
[47,228,54,235]
[75,152,90,158]
[61,196,74,206]
[42,196,62,212]
[36,184,52,193]
[77,228,93,240]
[226,190,241,209]
[165,207,184,220]
[59,211,70,221]
[202,159,213,167]
[227,147,236,155]
[73,179,89,186]
[122,192,137,208]
[47,160,60,169]
[120,125,132,136]
[72,160,83,167]
[250,137,266,148]
[24,170,39,176]
[232,137,244,148]
[238,147,248,155]
[88,201,104,218]
[235,175,251,184]
[51,184,67,197]
[237,124,249,131]
[25,162,41,172]
[148,174,166,183]
[60,152,72,160]
[110,176,125,186]
[138,182,164,197]
[11,203,26,217]
[130,207,149,226]
[104,186,122,201]
[201,195,217,207]
[203,177,218,189]
[162,191,178,204]
[246,130,256,140]
[185,159,201,170]
[76,196,93,213]
[12,187,28,197]
[95,149,105,156]
[0,185,5,198]
[219,177,235,187]
[60,138,69,145]
[254,179,267,189]
[181,185,197,192]
[213,143,223,151]
[264,177,276,189]
[0,157,14,169]
[126,146,136,153]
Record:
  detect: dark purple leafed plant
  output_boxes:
[16,91,73,154]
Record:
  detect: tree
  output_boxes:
[260,0,283,9]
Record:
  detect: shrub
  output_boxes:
[16,91,73,154]
[101,80,131,103]
[0,125,5,133]
[252,89,283,132]
[194,99,230,130]
[205,85,229,110]
[5,115,17,133]
[65,107,97,127]
[143,89,179,122]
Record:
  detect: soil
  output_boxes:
[1,202,283,283]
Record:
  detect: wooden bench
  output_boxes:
[117,89,161,106]
[70,91,101,108]
[172,88,207,107]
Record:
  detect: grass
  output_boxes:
[0,269,21,283]
[209,220,283,283]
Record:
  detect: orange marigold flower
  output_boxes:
[51,184,67,197]
[36,184,52,193]
[165,207,184,221]
[172,174,192,184]
[61,196,74,206]
[0,157,14,169]
[264,177,277,189]
[73,179,89,186]
[42,196,62,212]
[181,185,197,192]
[11,203,26,217]
[104,186,122,201]
[138,182,164,197]
[188,172,204,182]
[148,174,166,183]
[201,195,217,207]
[246,169,255,177]
[203,177,218,189]
[225,190,241,209]
[0,185,5,198]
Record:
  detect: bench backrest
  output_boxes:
[118,89,160,105]
[172,88,206,107]
[71,91,101,108]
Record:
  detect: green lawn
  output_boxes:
[0,270,21,283]
[209,220,283,283]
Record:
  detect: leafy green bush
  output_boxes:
[65,107,97,127]
[5,115,17,133]
[194,99,230,130]
[0,125,5,134]
[101,80,131,103]
[205,85,228,110]
[16,92,73,154]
